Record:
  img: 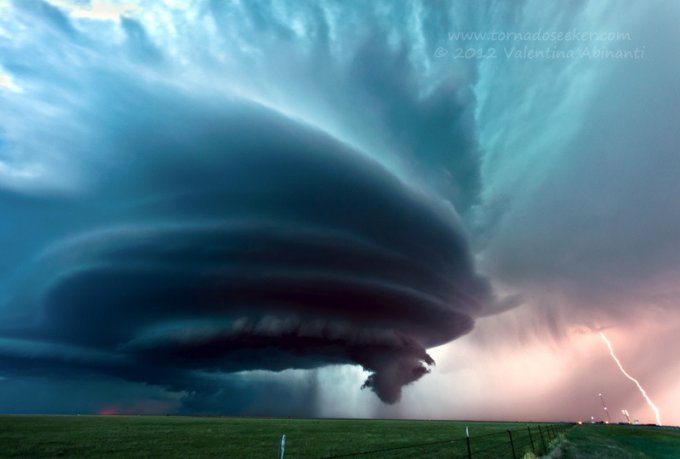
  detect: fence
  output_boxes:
[310,423,572,459]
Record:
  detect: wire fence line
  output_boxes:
[315,423,573,459]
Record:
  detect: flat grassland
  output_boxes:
[560,423,680,458]
[0,416,676,458]
[0,416,561,458]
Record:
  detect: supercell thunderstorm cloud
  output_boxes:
[0,99,489,404]
[1,0,680,422]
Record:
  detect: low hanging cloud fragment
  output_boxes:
[0,95,490,404]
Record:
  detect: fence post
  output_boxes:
[507,430,516,459]
[538,425,547,453]
[527,426,535,454]
[279,434,286,459]
[465,426,472,459]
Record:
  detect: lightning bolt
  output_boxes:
[599,331,662,425]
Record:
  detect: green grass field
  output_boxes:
[560,424,680,459]
[0,416,564,458]
[0,416,677,458]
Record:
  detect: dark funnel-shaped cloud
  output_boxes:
[0,92,489,404]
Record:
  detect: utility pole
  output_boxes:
[598,393,611,423]
[621,409,631,423]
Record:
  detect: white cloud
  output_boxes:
[0,72,21,92]
[45,0,136,22]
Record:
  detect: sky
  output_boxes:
[0,0,679,424]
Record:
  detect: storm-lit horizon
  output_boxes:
[1,0,679,425]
